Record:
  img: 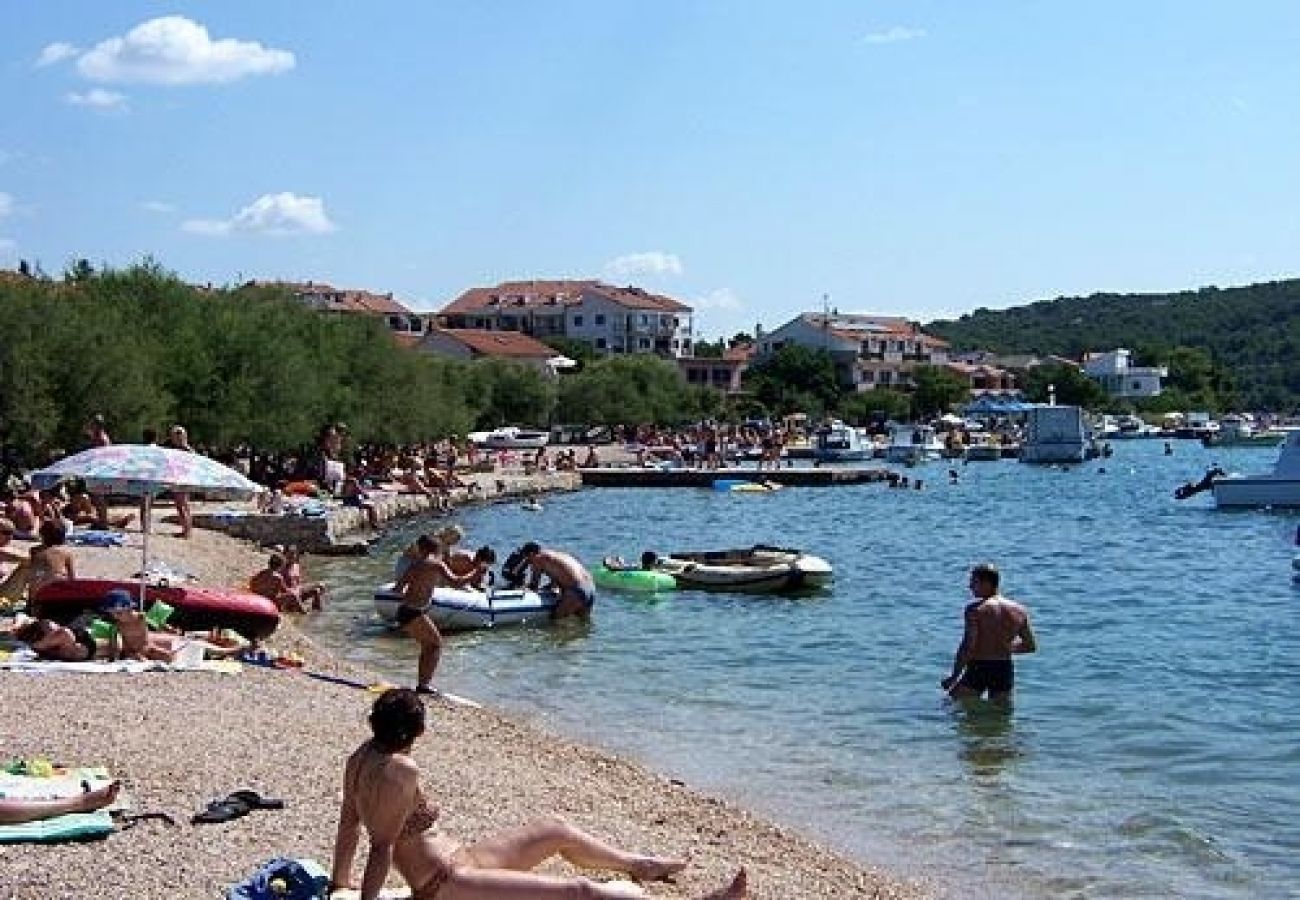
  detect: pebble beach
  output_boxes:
[0,504,929,900]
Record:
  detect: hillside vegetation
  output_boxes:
[925,279,1300,411]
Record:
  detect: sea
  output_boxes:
[299,439,1300,899]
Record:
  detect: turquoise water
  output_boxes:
[301,441,1300,899]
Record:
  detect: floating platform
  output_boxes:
[578,467,893,488]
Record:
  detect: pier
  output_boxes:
[578,466,893,488]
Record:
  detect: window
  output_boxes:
[594,314,606,326]
[573,315,584,327]
[638,338,651,350]
[640,314,650,326]
[595,337,607,349]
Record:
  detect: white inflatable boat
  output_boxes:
[658,545,833,594]
[374,583,560,631]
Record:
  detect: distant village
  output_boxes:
[252,276,1167,406]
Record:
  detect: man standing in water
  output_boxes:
[394,534,480,696]
[521,541,596,619]
[942,563,1037,701]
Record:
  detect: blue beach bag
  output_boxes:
[226,856,329,900]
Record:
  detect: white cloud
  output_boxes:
[604,251,684,279]
[182,192,337,237]
[0,192,13,219]
[692,288,744,311]
[141,200,177,213]
[77,16,295,85]
[862,26,927,45]
[36,41,79,67]
[66,88,128,110]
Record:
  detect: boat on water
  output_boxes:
[373,583,559,630]
[658,545,832,593]
[885,423,944,466]
[963,433,1005,462]
[1020,405,1087,464]
[1208,430,1300,508]
[33,578,281,640]
[468,426,550,450]
[1201,414,1285,448]
[813,420,873,462]
[593,564,678,593]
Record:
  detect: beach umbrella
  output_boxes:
[31,444,264,606]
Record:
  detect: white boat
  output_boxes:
[1201,414,1285,448]
[468,426,550,450]
[659,546,833,593]
[885,424,944,466]
[1020,405,1087,464]
[813,420,872,462]
[374,583,560,630]
[1211,431,1300,508]
[963,433,1005,462]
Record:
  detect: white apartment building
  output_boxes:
[437,280,694,358]
[756,312,950,391]
[1082,348,1167,398]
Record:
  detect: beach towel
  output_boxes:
[0,767,118,844]
[226,856,329,900]
[66,531,127,547]
[0,649,242,675]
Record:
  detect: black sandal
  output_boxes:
[191,796,252,825]
[226,789,285,811]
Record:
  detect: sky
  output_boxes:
[3,1,1300,339]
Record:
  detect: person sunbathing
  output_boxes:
[0,781,120,825]
[97,589,242,662]
[9,618,97,662]
[331,689,747,900]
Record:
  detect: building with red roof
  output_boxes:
[437,279,694,358]
[756,312,951,392]
[417,327,564,375]
[246,280,427,337]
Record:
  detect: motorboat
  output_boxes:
[813,420,872,462]
[374,583,560,631]
[1209,430,1300,508]
[1019,405,1087,464]
[963,433,1004,462]
[658,545,832,594]
[885,424,944,466]
[468,426,550,450]
[1201,414,1285,448]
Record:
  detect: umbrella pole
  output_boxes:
[139,493,152,611]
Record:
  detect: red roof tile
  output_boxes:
[440,279,690,315]
[429,328,557,359]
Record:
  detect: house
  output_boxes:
[1082,348,1168,398]
[437,279,694,358]
[944,361,1019,395]
[247,280,427,336]
[678,342,754,394]
[755,312,950,391]
[417,327,563,375]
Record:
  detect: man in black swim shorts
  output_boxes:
[941,563,1037,702]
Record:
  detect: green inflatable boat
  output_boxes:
[593,565,677,593]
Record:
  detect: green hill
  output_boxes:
[925,279,1300,411]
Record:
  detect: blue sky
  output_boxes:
[3,2,1299,338]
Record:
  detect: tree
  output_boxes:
[555,355,693,425]
[541,336,597,368]
[468,359,557,429]
[909,366,970,418]
[743,346,841,415]
[836,389,909,425]
[1021,363,1108,409]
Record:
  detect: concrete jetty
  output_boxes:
[578,466,893,488]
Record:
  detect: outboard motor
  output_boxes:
[501,546,530,589]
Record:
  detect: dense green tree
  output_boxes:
[468,358,557,429]
[743,346,840,415]
[1021,363,1108,408]
[554,355,694,425]
[541,336,597,368]
[835,389,910,425]
[909,366,970,418]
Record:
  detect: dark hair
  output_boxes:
[970,562,1000,591]
[38,520,66,546]
[640,550,659,569]
[474,545,496,564]
[521,541,541,557]
[417,534,438,554]
[369,688,426,752]
[14,619,53,643]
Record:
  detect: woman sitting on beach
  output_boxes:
[331,689,746,900]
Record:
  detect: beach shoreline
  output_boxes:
[1,498,930,899]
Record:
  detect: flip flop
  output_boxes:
[226,789,285,811]
[191,796,252,825]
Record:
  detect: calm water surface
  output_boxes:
[301,440,1300,899]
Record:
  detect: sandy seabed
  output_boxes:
[0,509,929,899]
